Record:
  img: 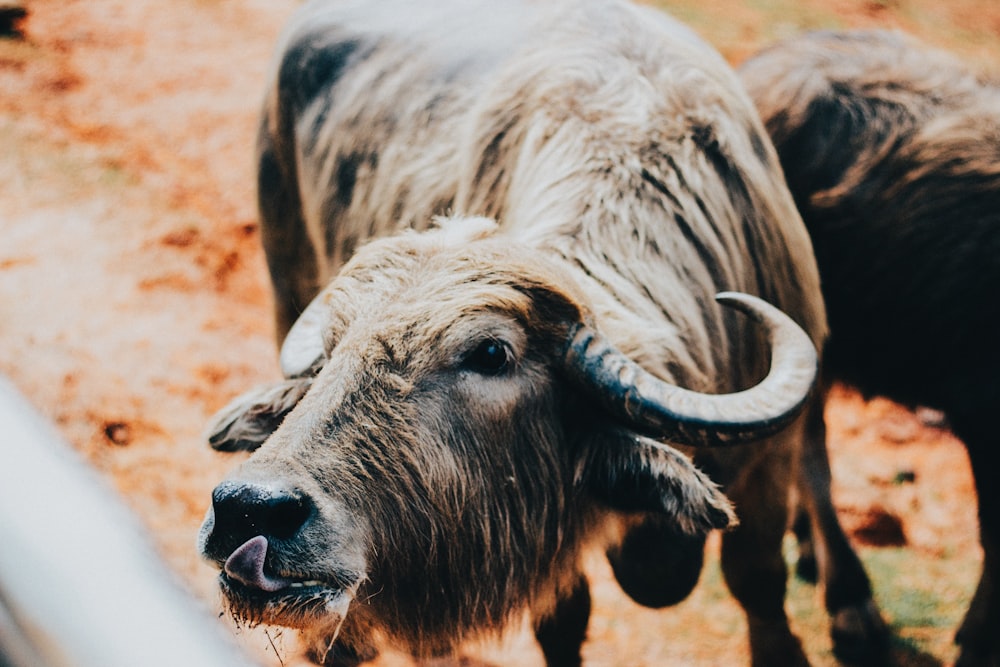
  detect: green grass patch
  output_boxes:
[864,546,977,629]
[781,537,979,664]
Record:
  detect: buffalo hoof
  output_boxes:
[956,604,1000,667]
[830,599,889,666]
[955,629,1000,667]
[955,646,1000,667]
[791,510,819,584]
[746,619,810,667]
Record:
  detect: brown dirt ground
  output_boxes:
[0,1,994,666]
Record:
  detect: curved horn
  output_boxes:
[564,292,818,447]
[279,289,332,378]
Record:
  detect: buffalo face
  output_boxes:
[198,219,814,654]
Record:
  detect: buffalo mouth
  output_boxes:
[218,573,354,628]
[217,535,357,629]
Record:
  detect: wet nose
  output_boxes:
[209,480,313,548]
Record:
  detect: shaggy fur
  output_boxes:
[198,1,838,665]
[741,29,1000,666]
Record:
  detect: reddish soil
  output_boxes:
[0,2,992,666]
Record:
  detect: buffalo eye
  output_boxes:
[463,338,512,376]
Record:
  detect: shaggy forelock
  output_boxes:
[323,221,588,352]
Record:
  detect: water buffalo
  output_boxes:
[741,29,1000,667]
[197,1,840,664]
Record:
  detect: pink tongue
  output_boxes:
[224,536,294,592]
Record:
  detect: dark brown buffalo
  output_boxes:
[742,29,1000,667]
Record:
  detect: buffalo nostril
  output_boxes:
[211,481,313,544]
[266,494,312,539]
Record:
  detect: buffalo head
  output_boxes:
[197,218,816,657]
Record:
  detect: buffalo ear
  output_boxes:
[579,430,737,535]
[204,378,312,452]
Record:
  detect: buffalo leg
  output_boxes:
[534,573,591,667]
[720,428,808,667]
[953,428,999,667]
[796,388,888,663]
[791,505,818,583]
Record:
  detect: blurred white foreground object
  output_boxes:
[0,376,260,667]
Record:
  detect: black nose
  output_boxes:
[208,480,313,552]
